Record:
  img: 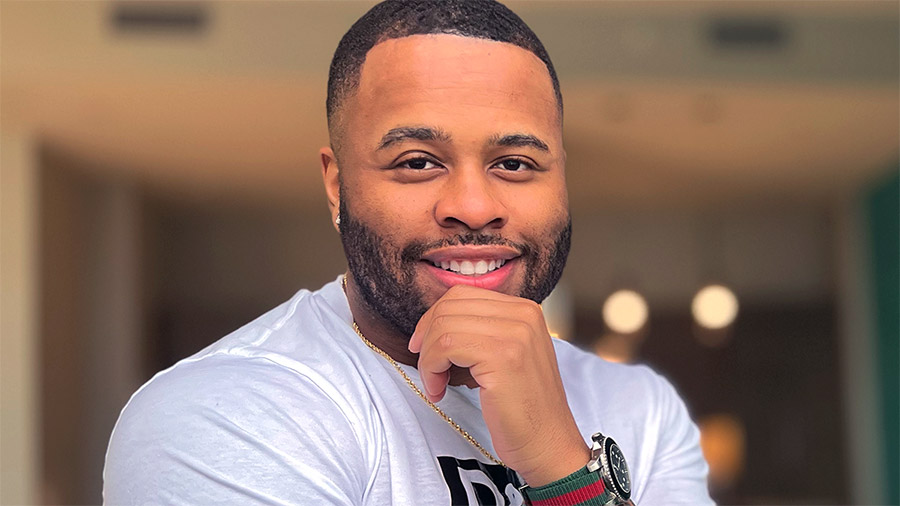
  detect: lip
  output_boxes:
[420,245,521,291]
[422,257,518,291]
[420,245,520,264]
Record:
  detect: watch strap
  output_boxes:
[523,466,617,505]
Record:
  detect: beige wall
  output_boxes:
[1,128,39,505]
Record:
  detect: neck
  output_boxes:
[343,273,419,367]
[342,273,477,388]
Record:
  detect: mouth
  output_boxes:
[420,246,520,290]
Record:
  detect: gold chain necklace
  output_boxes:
[342,276,505,467]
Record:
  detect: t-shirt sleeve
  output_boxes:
[638,374,715,506]
[103,355,369,505]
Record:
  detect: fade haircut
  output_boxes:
[326,0,562,138]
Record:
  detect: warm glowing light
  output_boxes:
[602,290,648,334]
[692,284,739,329]
[593,336,633,364]
[699,414,746,490]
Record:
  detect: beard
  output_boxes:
[338,197,572,339]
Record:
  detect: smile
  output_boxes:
[430,259,507,276]
[420,245,520,291]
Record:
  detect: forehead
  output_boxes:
[344,34,560,144]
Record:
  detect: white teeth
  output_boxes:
[434,258,508,275]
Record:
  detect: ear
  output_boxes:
[320,146,341,233]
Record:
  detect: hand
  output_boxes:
[408,284,590,487]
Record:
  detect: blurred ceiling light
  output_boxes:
[602,290,648,334]
[692,284,739,329]
[699,414,746,491]
[593,334,637,364]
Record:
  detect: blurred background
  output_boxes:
[1,1,897,504]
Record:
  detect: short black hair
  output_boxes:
[326,0,562,132]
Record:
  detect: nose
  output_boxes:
[434,168,507,231]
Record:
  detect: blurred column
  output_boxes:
[82,179,143,502]
[1,128,39,504]
[835,194,886,505]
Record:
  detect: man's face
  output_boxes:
[330,34,570,338]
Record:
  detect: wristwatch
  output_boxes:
[518,432,635,505]
[587,432,632,505]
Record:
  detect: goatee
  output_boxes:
[339,198,572,340]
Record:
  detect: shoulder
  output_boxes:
[551,339,698,466]
[552,340,713,505]
[104,354,370,504]
[114,353,342,425]
[553,339,679,416]
[106,353,366,463]
[108,277,367,456]
[104,279,375,504]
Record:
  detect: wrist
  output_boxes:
[521,431,635,506]
[517,441,591,488]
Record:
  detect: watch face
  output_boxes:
[606,440,631,497]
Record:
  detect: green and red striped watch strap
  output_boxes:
[523,467,616,505]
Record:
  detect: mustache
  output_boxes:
[400,233,532,263]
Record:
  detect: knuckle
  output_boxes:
[438,332,455,350]
[500,342,525,367]
[525,300,544,321]
[431,314,448,329]
[512,320,532,338]
[431,299,449,315]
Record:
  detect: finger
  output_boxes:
[421,369,450,403]
[418,331,497,400]
[424,314,523,340]
[410,295,542,352]
[411,305,512,353]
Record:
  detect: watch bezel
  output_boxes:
[590,432,632,501]
[601,437,631,498]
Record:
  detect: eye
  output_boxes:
[396,157,441,171]
[490,157,541,181]
[494,158,534,172]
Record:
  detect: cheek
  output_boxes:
[345,181,437,245]
[507,187,568,235]
[356,191,434,229]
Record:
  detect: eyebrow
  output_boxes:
[377,126,451,150]
[489,133,550,152]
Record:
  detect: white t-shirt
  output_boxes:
[104,277,713,505]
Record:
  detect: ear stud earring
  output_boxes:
[335,214,341,226]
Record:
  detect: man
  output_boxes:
[104,1,713,504]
